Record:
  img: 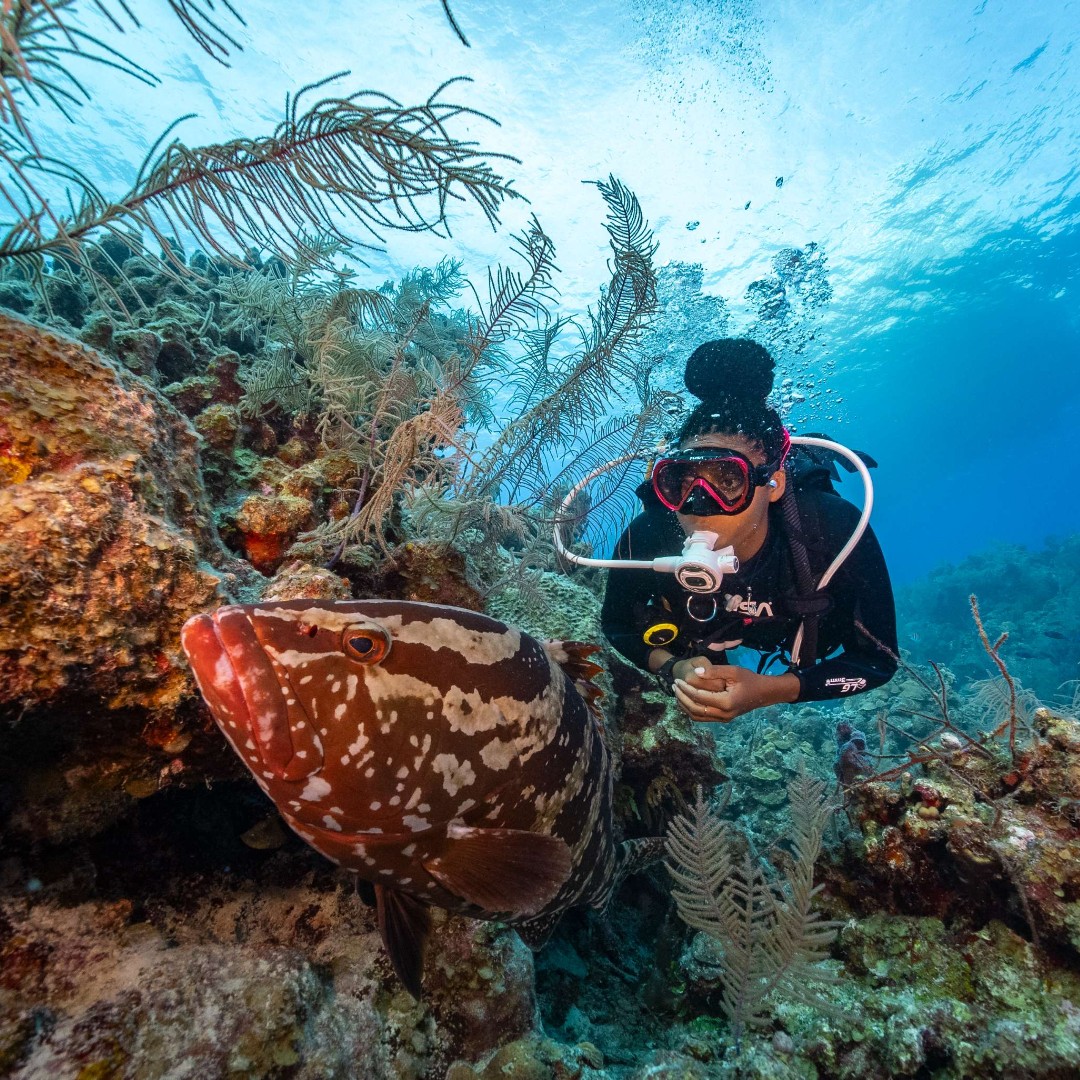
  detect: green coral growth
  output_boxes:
[774,915,1080,1078]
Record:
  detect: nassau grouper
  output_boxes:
[181,599,661,996]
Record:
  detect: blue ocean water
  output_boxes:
[43,0,1077,589]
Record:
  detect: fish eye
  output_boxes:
[343,627,391,665]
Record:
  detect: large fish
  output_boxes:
[181,599,660,995]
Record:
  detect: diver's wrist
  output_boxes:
[768,671,802,704]
[647,648,675,674]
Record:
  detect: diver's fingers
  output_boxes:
[673,681,734,722]
[675,679,728,703]
[673,680,705,716]
[680,664,728,691]
[680,657,718,688]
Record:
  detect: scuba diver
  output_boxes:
[598,338,898,722]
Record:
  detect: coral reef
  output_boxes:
[832,708,1080,959]
[0,256,673,1075]
[0,803,541,1079]
[670,912,1080,1078]
[0,313,250,712]
[0,313,266,846]
[608,660,728,834]
[0,136,1077,1074]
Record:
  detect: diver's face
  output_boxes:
[675,433,786,559]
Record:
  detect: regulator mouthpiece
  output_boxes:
[652,531,739,594]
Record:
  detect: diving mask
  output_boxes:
[651,432,791,515]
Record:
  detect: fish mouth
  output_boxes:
[181,607,302,778]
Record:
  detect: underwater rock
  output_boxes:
[806,913,1080,1079]
[0,279,35,315]
[213,449,356,572]
[37,275,88,328]
[194,400,241,450]
[446,1035,605,1079]
[833,708,1080,959]
[262,560,353,602]
[611,657,726,830]
[377,541,485,610]
[233,491,315,574]
[486,560,606,645]
[112,327,164,380]
[153,321,197,384]
[0,854,548,1079]
[664,908,1080,1077]
[164,351,246,417]
[132,302,216,386]
[77,311,114,354]
[0,313,260,843]
[0,313,251,711]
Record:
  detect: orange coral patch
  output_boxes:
[242,531,288,574]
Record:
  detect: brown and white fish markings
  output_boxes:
[181,599,661,996]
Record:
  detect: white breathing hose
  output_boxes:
[785,436,874,665]
[552,451,654,568]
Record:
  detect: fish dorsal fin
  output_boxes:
[374,884,431,999]
[514,908,564,952]
[422,825,572,916]
[543,640,606,721]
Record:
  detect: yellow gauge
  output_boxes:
[643,622,679,647]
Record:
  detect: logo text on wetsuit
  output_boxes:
[825,676,868,693]
[724,593,774,618]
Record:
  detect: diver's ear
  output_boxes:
[767,468,787,502]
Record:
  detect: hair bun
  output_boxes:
[684,338,775,404]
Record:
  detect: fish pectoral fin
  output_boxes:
[374,884,431,1000]
[422,826,572,917]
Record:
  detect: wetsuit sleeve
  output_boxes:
[600,511,672,671]
[794,503,898,702]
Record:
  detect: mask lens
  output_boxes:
[653,455,751,512]
[652,461,690,507]
[696,458,750,504]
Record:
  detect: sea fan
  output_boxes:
[965,675,1044,736]
[665,772,841,1046]
[1,74,518,293]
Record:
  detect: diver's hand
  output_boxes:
[673,665,799,723]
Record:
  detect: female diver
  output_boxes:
[600,338,898,722]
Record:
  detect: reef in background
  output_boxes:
[894,539,1080,704]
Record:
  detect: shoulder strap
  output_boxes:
[779,480,824,667]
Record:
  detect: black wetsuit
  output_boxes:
[600,484,898,702]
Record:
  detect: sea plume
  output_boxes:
[664,772,841,1046]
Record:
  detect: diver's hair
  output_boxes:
[677,338,787,460]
